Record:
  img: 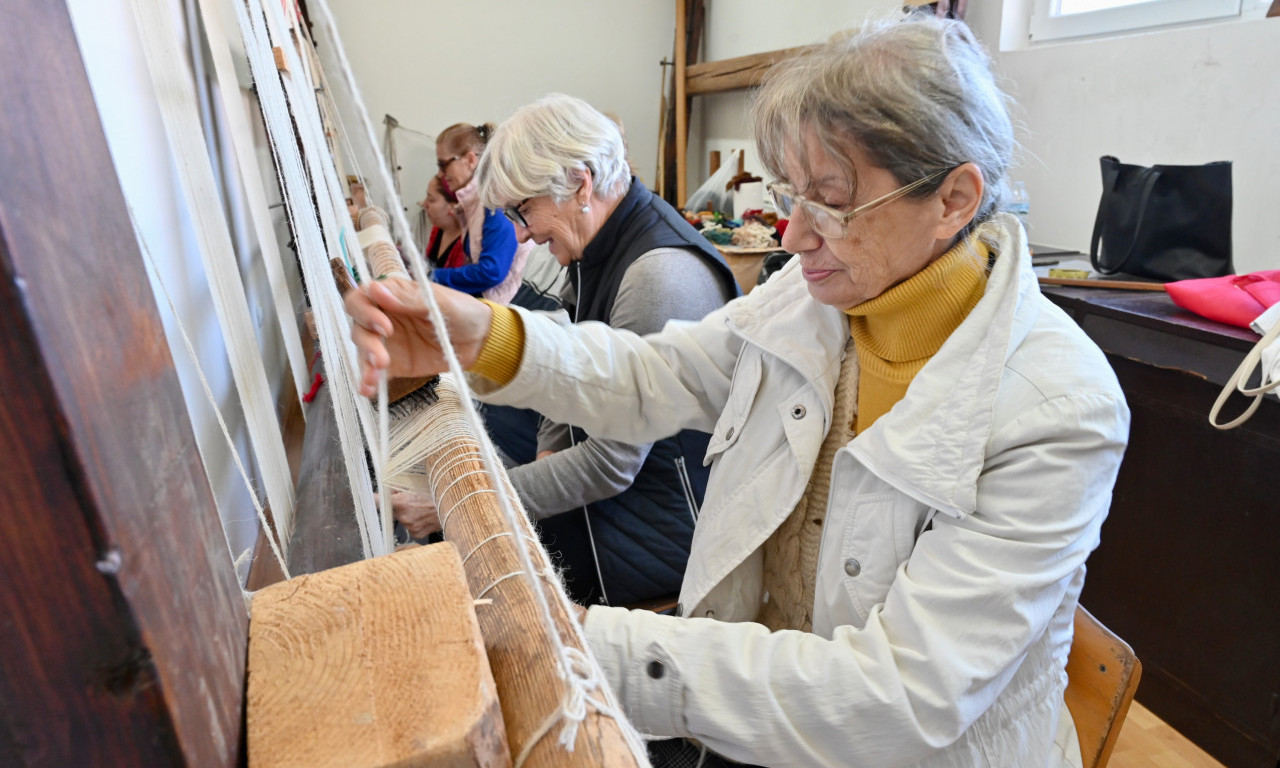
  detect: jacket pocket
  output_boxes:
[703,349,763,465]
[836,491,924,624]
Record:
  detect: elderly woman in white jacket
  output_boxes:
[347,15,1129,768]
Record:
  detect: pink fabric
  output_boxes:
[454,177,531,305]
[1165,270,1280,329]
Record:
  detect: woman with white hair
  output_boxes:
[349,16,1128,767]
[406,94,740,607]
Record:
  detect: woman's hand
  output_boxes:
[391,489,442,540]
[345,278,493,397]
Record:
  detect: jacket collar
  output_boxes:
[726,214,1040,517]
[578,177,642,271]
[724,260,849,422]
[850,214,1040,517]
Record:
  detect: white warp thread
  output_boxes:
[227,0,386,559]
[306,1,653,754]
[259,0,394,553]
[193,0,310,406]
[127,203,289,580]
[127,0,297,551]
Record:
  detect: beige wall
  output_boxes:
[688,0,1278,273]
[326,0,676,216]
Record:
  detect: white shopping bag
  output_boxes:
[1210,301,1280,429]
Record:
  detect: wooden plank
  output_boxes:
[1038,276,1167,291]
[0,1,246,765]
[418,378,641,768]
[685,45,811,95]
[248,543,509,768]
[675,0,688,208]
[1065,606,1142,768]
[288,379,366,576]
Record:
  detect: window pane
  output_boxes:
[1059,0,1151,14]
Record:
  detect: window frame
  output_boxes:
[1029,0,1243,42]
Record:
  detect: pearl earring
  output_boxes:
[581,204,591,213]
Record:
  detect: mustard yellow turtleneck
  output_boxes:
[846,238,991,434]
[758,236,990,632]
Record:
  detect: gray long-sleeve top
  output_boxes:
[507,247,735,519]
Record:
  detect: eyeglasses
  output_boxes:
[436,155,461,172]
[767,167,954,240]
[502,198,532,228]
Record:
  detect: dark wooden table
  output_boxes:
[1042,285,1280,768]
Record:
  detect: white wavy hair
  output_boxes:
[478,93,631,210]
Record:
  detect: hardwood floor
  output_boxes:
[1109,701,1226,768]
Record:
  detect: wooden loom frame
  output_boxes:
[668,0,809,208]
[0,1,638,765]
[0,2,246,764]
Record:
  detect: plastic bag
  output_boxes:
[685,149,741,214]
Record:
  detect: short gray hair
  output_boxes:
[478,94,631,210]
[752,15,1015,232]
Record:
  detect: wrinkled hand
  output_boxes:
[935,0,967,19]
[391,489,441,540]
[345,278,493,397]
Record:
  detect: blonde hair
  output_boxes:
[437,122,496,158]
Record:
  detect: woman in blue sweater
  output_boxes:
[432,122,529,303]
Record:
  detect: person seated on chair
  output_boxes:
[431,121,529,304]
[421,174,466,270]
[486,94,738,606]
[401,94,739,606]
[347,15,1129,767]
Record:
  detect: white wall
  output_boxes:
[325,0,676,222]
[967,5,1280,274]
[689,0,1278,274]
[691,0,890,186]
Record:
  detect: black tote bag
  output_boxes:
[1089,155,1233,282]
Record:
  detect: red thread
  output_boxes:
[302,372,324,403]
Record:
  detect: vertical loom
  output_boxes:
[0,2,246,764]
[0,0,649,765]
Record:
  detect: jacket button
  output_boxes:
[703,609,715,619]
[725,426,735,441]
[791,404,806,419]
[843,558,862,577]
[673,603,684,617]
[647,660,666,679]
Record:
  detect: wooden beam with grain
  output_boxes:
[416,376,642,768]
[685,45,811,95]
[0,1,247,764]
[247,543,509,768]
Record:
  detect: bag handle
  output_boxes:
[1090,161,1161,275]
[1209,316,1280,429]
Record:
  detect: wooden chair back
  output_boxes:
[1065,604,1143,768]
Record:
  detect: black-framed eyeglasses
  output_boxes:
[767,167,955,240]
[436,155,461,172]
[502,198,532,228]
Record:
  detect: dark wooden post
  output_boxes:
[0,1,247,765]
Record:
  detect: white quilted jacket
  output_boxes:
[477,215,1129,767]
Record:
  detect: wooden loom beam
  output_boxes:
[418,378,641,768]
[0,1,246,765]
[684,45,812,95]
[666,0,809,210]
